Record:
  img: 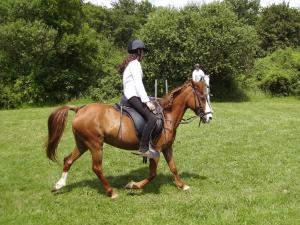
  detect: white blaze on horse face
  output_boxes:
[205,99,213,123]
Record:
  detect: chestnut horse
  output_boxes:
[45,80,212,199]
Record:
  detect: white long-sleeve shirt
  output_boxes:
[192,69,205,82]
[123,59,150,103]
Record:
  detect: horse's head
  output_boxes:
[160,79,213,124]
[187,79,213,123]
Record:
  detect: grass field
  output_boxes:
[0,97,299,225]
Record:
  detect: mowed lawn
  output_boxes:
[0,97,299,225]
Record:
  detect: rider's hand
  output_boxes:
[146,101,155,111]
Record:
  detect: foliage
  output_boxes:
[0,83,21,109]
[83,3,114,39]
[0,0,115,107]
[0,19,57,107]
[83,0,155,47]
[0,0,10,24]
[111,0,154,47]
[41,24,103,101]
[138,7,183,94]
[0,19,57,82]
[224,0,260,25]
[245,48,300,96]
[256,3,300,54]
[139,3,259,98]
[14,0,84,34]
[87,38,124,102]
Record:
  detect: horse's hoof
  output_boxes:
[52,181,66,192]
[111,192,119,199]
[125,181,135,189]
[52,185,63,192]
[125,181,140,189]
[183,185,190,191]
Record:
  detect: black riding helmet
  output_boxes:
[128,39,147,54]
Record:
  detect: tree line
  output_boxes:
[0,0,299,108]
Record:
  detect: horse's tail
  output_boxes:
[45,105,80,162]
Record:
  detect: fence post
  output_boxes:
[155,79,157,100]
[165,80,168,94]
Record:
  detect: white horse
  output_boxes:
[202,75,213,121]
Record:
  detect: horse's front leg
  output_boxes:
[125,157,159,189]
[163,147,190,191]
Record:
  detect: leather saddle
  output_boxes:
[114,96,164,141]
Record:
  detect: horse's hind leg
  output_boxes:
[88,138,118,199]
[52,136,87,191]
[125,157,159,189]
[163,147,190,191]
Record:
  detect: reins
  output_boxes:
[163,81,212,128]
[117,80,212,145]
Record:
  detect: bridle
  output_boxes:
[190,80,215,125]
[191,81,206,121]
[163,80,213,128]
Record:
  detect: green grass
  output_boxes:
[0,97,299,225]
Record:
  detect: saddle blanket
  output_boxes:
[114,96,163,141]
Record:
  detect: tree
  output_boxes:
[0,0,108,107]
[0,0,11,24]
[224,0,260,25]
[111,0,136,15]
[0,20,57,107]
[82,0,155,47]
[139,3,259,98]
[83,3,114,39]
[136,0,154,24]
[256,3,300,53]
[111,0,155,47]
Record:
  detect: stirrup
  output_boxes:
[142,149,160,159]
[132,149,160,159]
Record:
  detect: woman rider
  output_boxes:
[118,40,159,159]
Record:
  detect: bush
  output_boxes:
[0,19,57,82]
[246,48,300,96]
[39,24,103,102]
[88,75,122,102]
[0,84,21,109]
[0,75,47,109]
[88,36,124,101]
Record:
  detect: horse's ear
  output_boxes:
[191,79,205,93]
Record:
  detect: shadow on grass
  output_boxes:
[53,167,207,197]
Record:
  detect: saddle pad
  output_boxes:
[114,97,164,140]
[115,104,145,137]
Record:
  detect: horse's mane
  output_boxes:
[159,80,192,111]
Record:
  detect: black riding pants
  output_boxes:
[127,96,157,151]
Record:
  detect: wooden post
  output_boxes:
[155,79,157,100]
[165,80,168,94]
